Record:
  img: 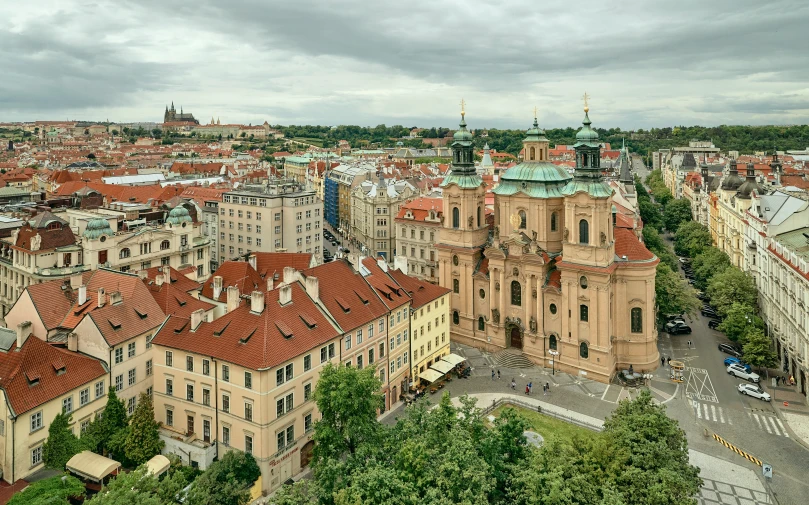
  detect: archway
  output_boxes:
[509,326,523,349]
[300,441,315,468]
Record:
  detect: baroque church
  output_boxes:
[437,103,660,382]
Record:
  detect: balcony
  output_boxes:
[34,264,91,278]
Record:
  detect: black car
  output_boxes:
[665,321,692,334]
[696,291,708,301]
[708,319,721,330]
[718,343,742,358]
[701,308,720,319]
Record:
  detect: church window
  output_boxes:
[549,303,557,315]
[120,248,130,259]
[580,342,589,359]
[452,207,459,229]
[519,210,526,229]
[551,212,558,232]
[452,311,459,325]
[510,281,521,306]
[477,206,481,228]
[549,334,557,350]
[530,147,536,160]
[579,276,588,289]
[580,304,589,322]
[579,219,589,244]
[583,153,589,167]
[478,317,485,331]
[453,279,459,294]
[479,289,485,299]
[160,240,170,250]
[631,308,643,333]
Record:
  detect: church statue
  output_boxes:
[509,213,520,230]
[468,215,474,227]
[491,308,500,324]
[529,316,537,332]
[493,225,499,237]
[600,231,607,245]
[563,228,569,240]
[30,233,41,252]
[532,230,537,242]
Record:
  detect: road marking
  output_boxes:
[775,418,789,438]
[703,404,709,420]
[684,367,718,403]
[696,405,702,419]
[712,433,762,466]
[767,417,781,436]
[718,408,725,424]
[751,413,763,430]
[710,405,718,422]
[600,385,610,401]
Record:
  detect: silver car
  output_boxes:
[727,364,760,383]
[738,383,771,401]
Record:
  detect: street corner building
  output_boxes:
[437,106,660,383]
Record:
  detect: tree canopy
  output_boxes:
[43,412,83,469]
[8,475,85,505]
[717,302,764,342]
[123,392,164,466]
[655,264,700,320]
[663,198,693,233]
[185,451,261,505]
[707,268,758,317]
[691,247,730,291]
[742,329,778,372]
[674,222,713,258]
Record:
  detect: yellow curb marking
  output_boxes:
[712,433,762,466]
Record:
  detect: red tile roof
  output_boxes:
[360,258,411,310]
[395,197,443,222]
[21,272,94,331]
[388,269,450,309]
[250,252,313,279]
[145,281,215,319]
[202,261,264,301]
[153,283,339,370]
[0,335,106,415]
[141,265,201,293]
[614,227,656,261]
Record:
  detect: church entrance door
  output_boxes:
[510,326,523,349]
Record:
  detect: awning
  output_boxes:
[67,451,121,483]
[145,454,171,476]
[442,353,466,367]
[419,368,444,383]
[430,360,455,375]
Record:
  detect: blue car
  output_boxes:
[724,357,751,373]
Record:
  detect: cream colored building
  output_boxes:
[219,180,321,260]
[350,177,416,261]
[394,197,443,283]
[714,160,748,268]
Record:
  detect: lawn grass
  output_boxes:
[491,404,593,444]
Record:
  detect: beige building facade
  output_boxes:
[394,197,443,283]
[350,177,416,261]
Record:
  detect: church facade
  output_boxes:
[437,105,659,383]
[163,102,199,124]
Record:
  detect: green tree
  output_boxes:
[742,329,778,373]
[43,412,83,469]
[691,247,730,291]
[124,392,164,466]
[642,227,677,270]
[707,268,758,316]
[88,467,161,505]
[674,221,713,257]
[85,386,128,455]
[185,451,261,505]
[663,198,693,232]
[7,475,85,505]
[639,200,663,231]
[717,302,763,342]
[655,264,699,320]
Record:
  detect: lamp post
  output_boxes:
[549,350,559,376]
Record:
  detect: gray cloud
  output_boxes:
[1,0,808,128]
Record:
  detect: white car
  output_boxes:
[738,383,771,401]
[727,364,760,383]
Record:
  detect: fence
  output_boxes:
[478,396,603,432]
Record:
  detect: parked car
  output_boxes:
[696,291,708,301]
[679,257,691,264]
[718,343,743,358]
[723,357,751,373]
[701,307,720,319]
[665,321,692,334]
[708,319,721,330]
[727,363,760,382]
[738,383,771,401]
[665,313,685,322]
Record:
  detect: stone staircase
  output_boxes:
[492,348,536,369]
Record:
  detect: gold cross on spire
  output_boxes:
[460,98,466,118]
[533,106,538,119]
[582,92,590,113]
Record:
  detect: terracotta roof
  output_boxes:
[141,265,201,293]
[615,213,635,229]
[614,227,656,261]
[387,269,450,309]
[395,197,443,222]
[0,335,106,415]
[303,260,388,332]
[250,252,313,279]
[20,271,94,331]
[202,261,263,302]
[146,281,215,319]
[360,258,411,310]
[153,283,339,370]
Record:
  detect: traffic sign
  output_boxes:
[762,464,773,479]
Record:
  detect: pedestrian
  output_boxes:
[492,369,495,381]
[667,357,671,366]
[528,381,533,394]
[661,356,665,366]
[543,383,547,395]
[511,379,516,390]
[545,382,550,394]
[525,384,530,395]
[790,375,795,386]
[497,370,501,380]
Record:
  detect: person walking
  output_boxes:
[667,357,671,366]
[528,381,533,394]
[661,356,665,366]
[543,383,547,395]
[545,382,550,395]
[497,370,501,380]
[525,384,530,395]
[511,379,516,390]
[492,369,496,381]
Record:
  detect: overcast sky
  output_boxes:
[2,0,808,129]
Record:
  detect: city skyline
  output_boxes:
[1,0,808,128]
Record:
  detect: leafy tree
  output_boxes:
[691,247,730,291]
[642,227,677,271]
[84,386,128,456]
[742,329,778,372]
[7,475,85,505]
[124,392,164,466]
[707,268,757,316]
[88,467,161,505]
[43,412,83,469]
[663,198,693,233]
[185,451,260,505]
[639,199,663,231]
[674,222,713,257]
[655,264,699,320]
[717,302,763,342]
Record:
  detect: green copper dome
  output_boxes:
[574,111,600,146]
[166,205,192,225]
[493,162,572,198]
[524,117,548,143]
[453,116,473,142]
[83,218,113,239]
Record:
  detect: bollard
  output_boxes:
[537,405,542,413]
[784,401,789,407]
[703,428,709,438]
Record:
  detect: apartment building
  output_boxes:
[152,281,342,493]
[350,177,416,260]
[326,164,376,233]
[394,196,443,283]
[219,180,321,260]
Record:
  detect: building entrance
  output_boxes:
[510,326,523,349]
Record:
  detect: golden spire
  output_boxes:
[582,92,590,113]
[460,98,466,119]
[533,106,538,119]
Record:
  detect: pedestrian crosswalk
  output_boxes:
[694,402,732,425]
[749,412,790,438]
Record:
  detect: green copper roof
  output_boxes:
[441,173,482,189]
[524,117,548,143]
[499,162,571,183]
[82,218,113,239]
[561,179,614,198]
[453,116,473,143]
[574,110,600,147]
[166,205,193,225]
[493,180,569,198]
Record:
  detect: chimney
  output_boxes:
[70,273,82,289]
[191,309,205,331]
[266,276,274,291]
[109,291,122,305]
[212,276,223,299]
[283,266,296,285]
[156,273,165,286]
[97,288,106,308]
[305,276,319,302]
[279,284,292,306]
[376,257,388,272]
[137,269,148,280]
[248,255,257,270]
[67,332,78,352]
[78,285,87,305]
[250,291,265,313]
[226,286,240,313]
[16,321,32,349]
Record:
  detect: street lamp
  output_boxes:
[549,350,559,376]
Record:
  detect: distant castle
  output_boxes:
[164,101,199,124]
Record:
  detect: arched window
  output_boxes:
[120,248,130,259]
[579,219,589,244]
[580,342,589,359]
[530,146,536,160]
[551,212,558,232]
[511,280,521,306]
[452,311,460,325]
[519,210,526,229]
[478,317,485,331]
[160,240,170,250]
[549,334,557,350]
[631,308,643,333]
[582,153,589,167]
[477,206,481,228]
[579,304,588,322]
[452,207,460,229]
[453,279,459,294]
